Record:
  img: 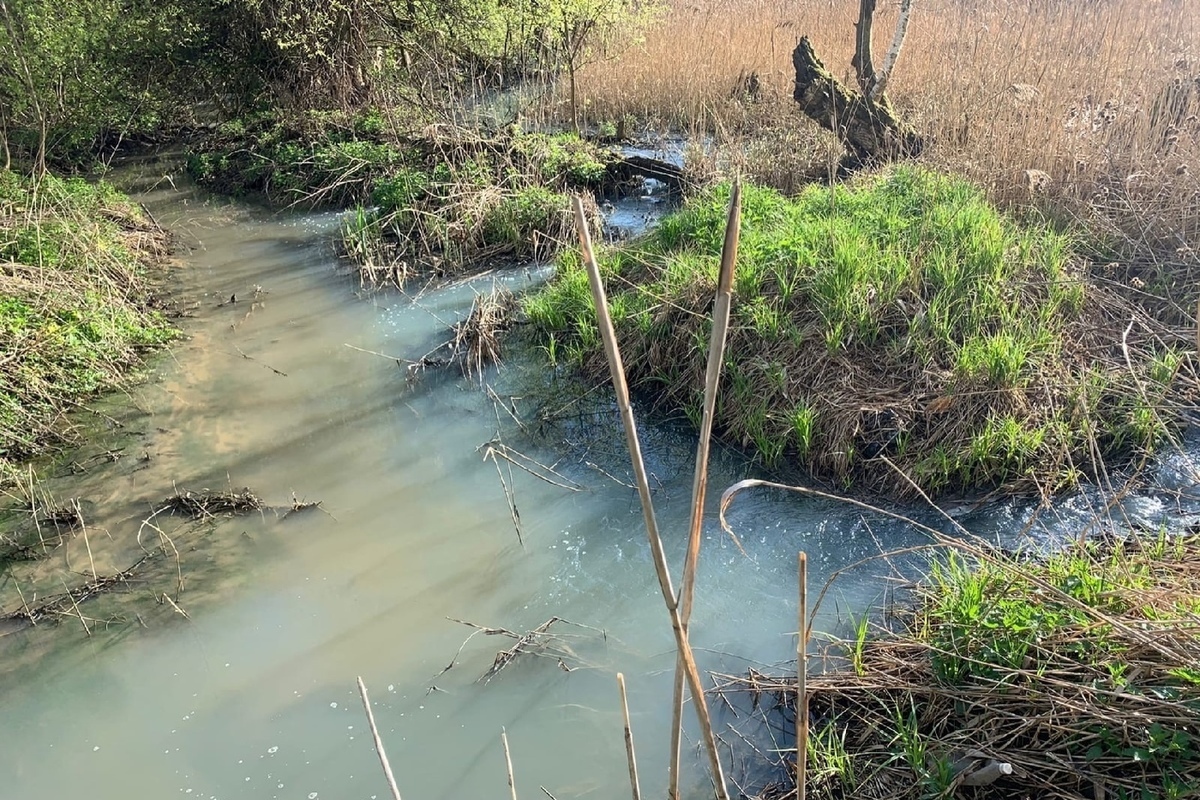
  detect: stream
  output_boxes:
[2,158,1199,800]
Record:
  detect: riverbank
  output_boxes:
[181,119,1198,500]
[184,113,631,285]
[717,527,1200,800]
[0,169,177,491]
[525,169,1193,497]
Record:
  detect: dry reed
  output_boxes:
[357,676,405,800]
[668,178,742,800]
[453,284,518,380]
[564,0,1199,258]
[573,194,732,800]
[714,538,1200,800]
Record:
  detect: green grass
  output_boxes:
[186,110,415,206]
[743,534,1200,800]
[807,721,858,792]
[526,166,1179,495]
[0,170,176,487]
[187,114,608,278]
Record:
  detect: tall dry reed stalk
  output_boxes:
[572,194,732,800]
[668,179,740,800]
[565,0,1199,256]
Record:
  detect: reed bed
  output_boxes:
[713,533,1200,800]
[564,0,1199,260]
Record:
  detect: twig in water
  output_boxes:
[433,626,487,678]
[75,498,97,582]
[232,345,288,377]
[487,396,525,547]
[617,673,642,800]
[62,577,91,637]
[3,554,155,624]
[445,617,603,683]
[584,460,635,489]
[485,384,529,435]
[13,579,35,627]
[357,676,404,800]
[161,593,191,620]
[480,441,585,493]
[502,727,518,800]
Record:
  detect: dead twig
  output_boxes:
[357,677,404,800]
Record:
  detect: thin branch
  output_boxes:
[357,676,404,800]
[873,0,915,100]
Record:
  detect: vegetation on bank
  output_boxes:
[1,0,662,173]
[2,0,1195,495]
[725,531,1200,800]
[0,170,176,488]
[526,168,1185,496]
[187,113,613,282]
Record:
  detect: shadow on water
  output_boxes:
[1,155,1199,799]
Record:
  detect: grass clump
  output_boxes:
[0,170,175,487]
[186,110,416,207]
[190,115,614,281]
[722,533,1200,800]
[338,129,608,284]
[188,115,609,283]
[527,166,1184,496]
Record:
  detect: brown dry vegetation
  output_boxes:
[569,0,1199,265]
[714,532,1200,800]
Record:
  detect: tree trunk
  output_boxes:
[791,36,922,166]
[568,61,579,134]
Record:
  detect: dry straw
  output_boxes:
[569,0,1199,255]
[668,177,742,800]
[714,480,1200,800]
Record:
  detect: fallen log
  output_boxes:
[606,154,688,192]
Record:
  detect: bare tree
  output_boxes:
[791,0,921,169]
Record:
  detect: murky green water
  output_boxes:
[1,160,1197,800]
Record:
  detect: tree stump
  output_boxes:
[791,36,923,167]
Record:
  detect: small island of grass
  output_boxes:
[525,167,1182,497]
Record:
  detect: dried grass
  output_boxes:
[563,0,1200,259]
[157,487,265,519]
[453,283,518,379]
[714,534,1200,800]
[341,127,604,286]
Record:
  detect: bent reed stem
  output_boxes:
[571,195,730,800]
[668,179,742,800]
